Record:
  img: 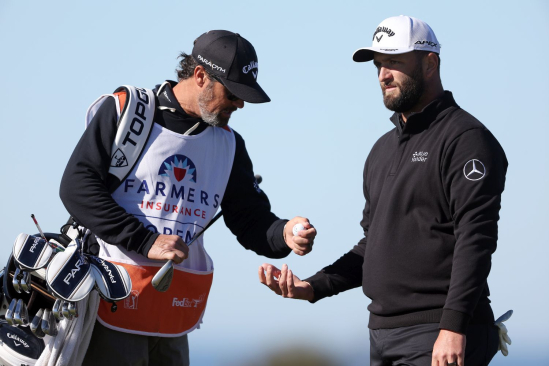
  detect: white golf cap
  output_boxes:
[353,15,440,62]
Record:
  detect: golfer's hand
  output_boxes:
[432,329,466,366]
[147,235,189,264]
[258,263,314,301]
[284,217,316,256]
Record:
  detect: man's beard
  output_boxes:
[382,63,424,113]
[198,82,233,127]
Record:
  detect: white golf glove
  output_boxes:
[494,310,513,356]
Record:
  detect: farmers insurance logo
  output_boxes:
[463,159,486,181]
[158,155,197,183]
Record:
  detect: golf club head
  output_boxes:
[52,299,63,321]
[12,233,54,271]
[12,268,21,294]
[20,271,31,294]
[61,302,70,320]
[13,299,22,326]
[30,309,45,338]
[13,299,29,327]
[48,313,58,336]
[88,255,132,302]
[5,299,17,326]
[41,309,57,336]
[21,302,29,326]
[151,260,174,292]
[68,302,77,318]
[45,243,95,302]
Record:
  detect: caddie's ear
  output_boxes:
[194,65,208,88]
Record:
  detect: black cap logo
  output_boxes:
[192,30,270,103]
[242,61,258,79]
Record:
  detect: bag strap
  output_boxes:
[63,86,156,245]
[107,86,155,186]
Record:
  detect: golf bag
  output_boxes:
[1,223,133,365]
[0,232,70,365]
[0,85,154,365]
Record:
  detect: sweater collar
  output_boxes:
[390,91,459,135]
[153,80,209,135]
[155,80,194,117]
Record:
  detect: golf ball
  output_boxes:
[292,223,305,236]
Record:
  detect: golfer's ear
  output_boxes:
[424,52,439,78]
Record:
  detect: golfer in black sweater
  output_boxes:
[259,16,507,366]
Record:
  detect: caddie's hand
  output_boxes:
[432,329,466,366]
[495,310,513,356]
[258,263,314,301]
[284,217,317,256]
[147,234,189,264]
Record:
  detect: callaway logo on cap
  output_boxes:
[192,30,270,103]
[353,15,441,62]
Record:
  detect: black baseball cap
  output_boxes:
[192,30,270,104]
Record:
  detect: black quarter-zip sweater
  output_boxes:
[305,91,507,334]
[60,81,290,260]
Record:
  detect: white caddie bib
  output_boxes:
[96,117,236,336]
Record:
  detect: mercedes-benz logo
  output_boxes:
[463,159,486,181]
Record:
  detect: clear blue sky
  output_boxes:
[1,1,547,365]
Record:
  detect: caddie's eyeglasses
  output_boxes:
[225,89,241,102]
[210,74,241,102]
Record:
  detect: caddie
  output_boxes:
[59,30,317,365]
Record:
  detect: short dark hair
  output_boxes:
[175,52,218,81]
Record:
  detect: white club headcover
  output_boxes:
[88,256,132,302]
[45,244,95,302]
[13,233,54,271]
[494,309,513,356]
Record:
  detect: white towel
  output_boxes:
[36,291,100,366]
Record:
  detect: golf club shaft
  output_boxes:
[31,214,65,252]
[155,210,223,279]
[188,210,223,247]
[152,175,263,291]
[31,214,48,242]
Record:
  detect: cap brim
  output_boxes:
[221,79,270,104]
[352,47,414,62]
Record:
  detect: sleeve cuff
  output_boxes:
[439,309,471,334]
[303,272,333,304]
[266,219,291,257]
[141,232,160,258]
